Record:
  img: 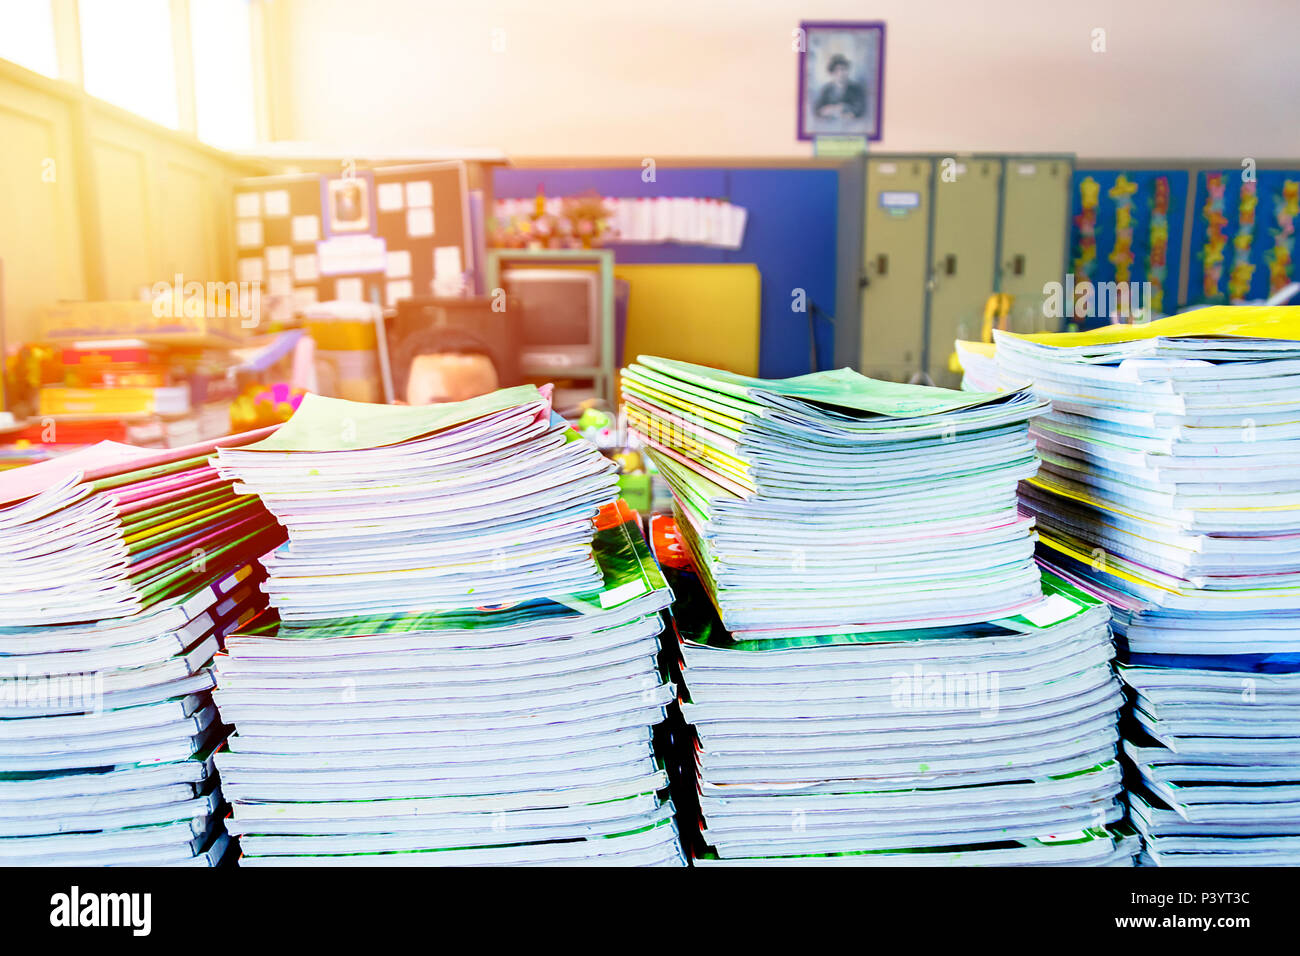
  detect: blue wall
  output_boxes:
[493,166,839,377]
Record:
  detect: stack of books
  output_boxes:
[0,432,284,865]
[39,337,239,447]
[210,389,684,865]
[0,437,280,624]
[626,358,1137,864]
[214,389,619,621]
[995,306,1300,865]
[622,356,1049,638]
[653,514,1136,866]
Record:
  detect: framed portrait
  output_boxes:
[797,21,885,142]
[323,173,374,235]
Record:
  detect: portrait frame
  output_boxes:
[322,171,375,236]
[796,20,886,142]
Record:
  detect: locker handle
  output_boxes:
[876,254,889,276]
[944,254,957,276]
[1008,254,1025,276]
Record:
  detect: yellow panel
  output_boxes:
[614,264,760,376]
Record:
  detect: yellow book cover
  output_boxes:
[38,386,190,419]
[1005,305,1300,348]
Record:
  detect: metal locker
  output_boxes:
[926,158,1001,388]
[859,157,931,383]
[998,157,1072,332]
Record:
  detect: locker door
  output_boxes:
[927,158,1001,388]
[998,157,1071,331]
[860,157,931,382]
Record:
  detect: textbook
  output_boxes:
[214,505,682,866]
[652,514,1136,866]
[212,387,683,866]
[0,428,284,866]
[995,306,1300,865]
[213,388,621,621]
[622,356,1050,639]
[0,429,282,626]
[0,563,272,867]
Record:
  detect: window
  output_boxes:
[79,0,180,128]
[191,0,258,148]
[0,0,60,77]
[2,0,264,144]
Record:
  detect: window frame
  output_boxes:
[1,0,269,147]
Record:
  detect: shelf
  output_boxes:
[485,249,618,404]
[520,366,606,378]
[41,330,248,351]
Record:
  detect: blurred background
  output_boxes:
[1,0,1297,492]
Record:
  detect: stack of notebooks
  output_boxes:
[213,389,620,621]
[627,358,1137,864]
[622,356,1050,638]
[0,432,285,866]
[995,306,1300,865]
[210,389,685,865]
[654,513,1137,866]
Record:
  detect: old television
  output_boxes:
[502,268,600,370]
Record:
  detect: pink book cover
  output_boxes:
[0,426,279,508]
[113,469,228,513]
[0,442,156,507]
[77,425,279,485]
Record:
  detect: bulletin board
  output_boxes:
[1185,168,1300,305]
[233,161,473,318]
[1069,164,1300,315]
[1068,168,1189,321]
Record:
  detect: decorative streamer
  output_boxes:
[1072,177,1100,320]
[1200,173,1228,300]
[1228,181,1257,302]
[1267,180,1299,294]
[1146,176,1170,315]
[1107,174,1138,286]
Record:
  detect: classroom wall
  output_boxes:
[0,66,86,345]
[277,0,1300,160]
[0,61,262,348]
